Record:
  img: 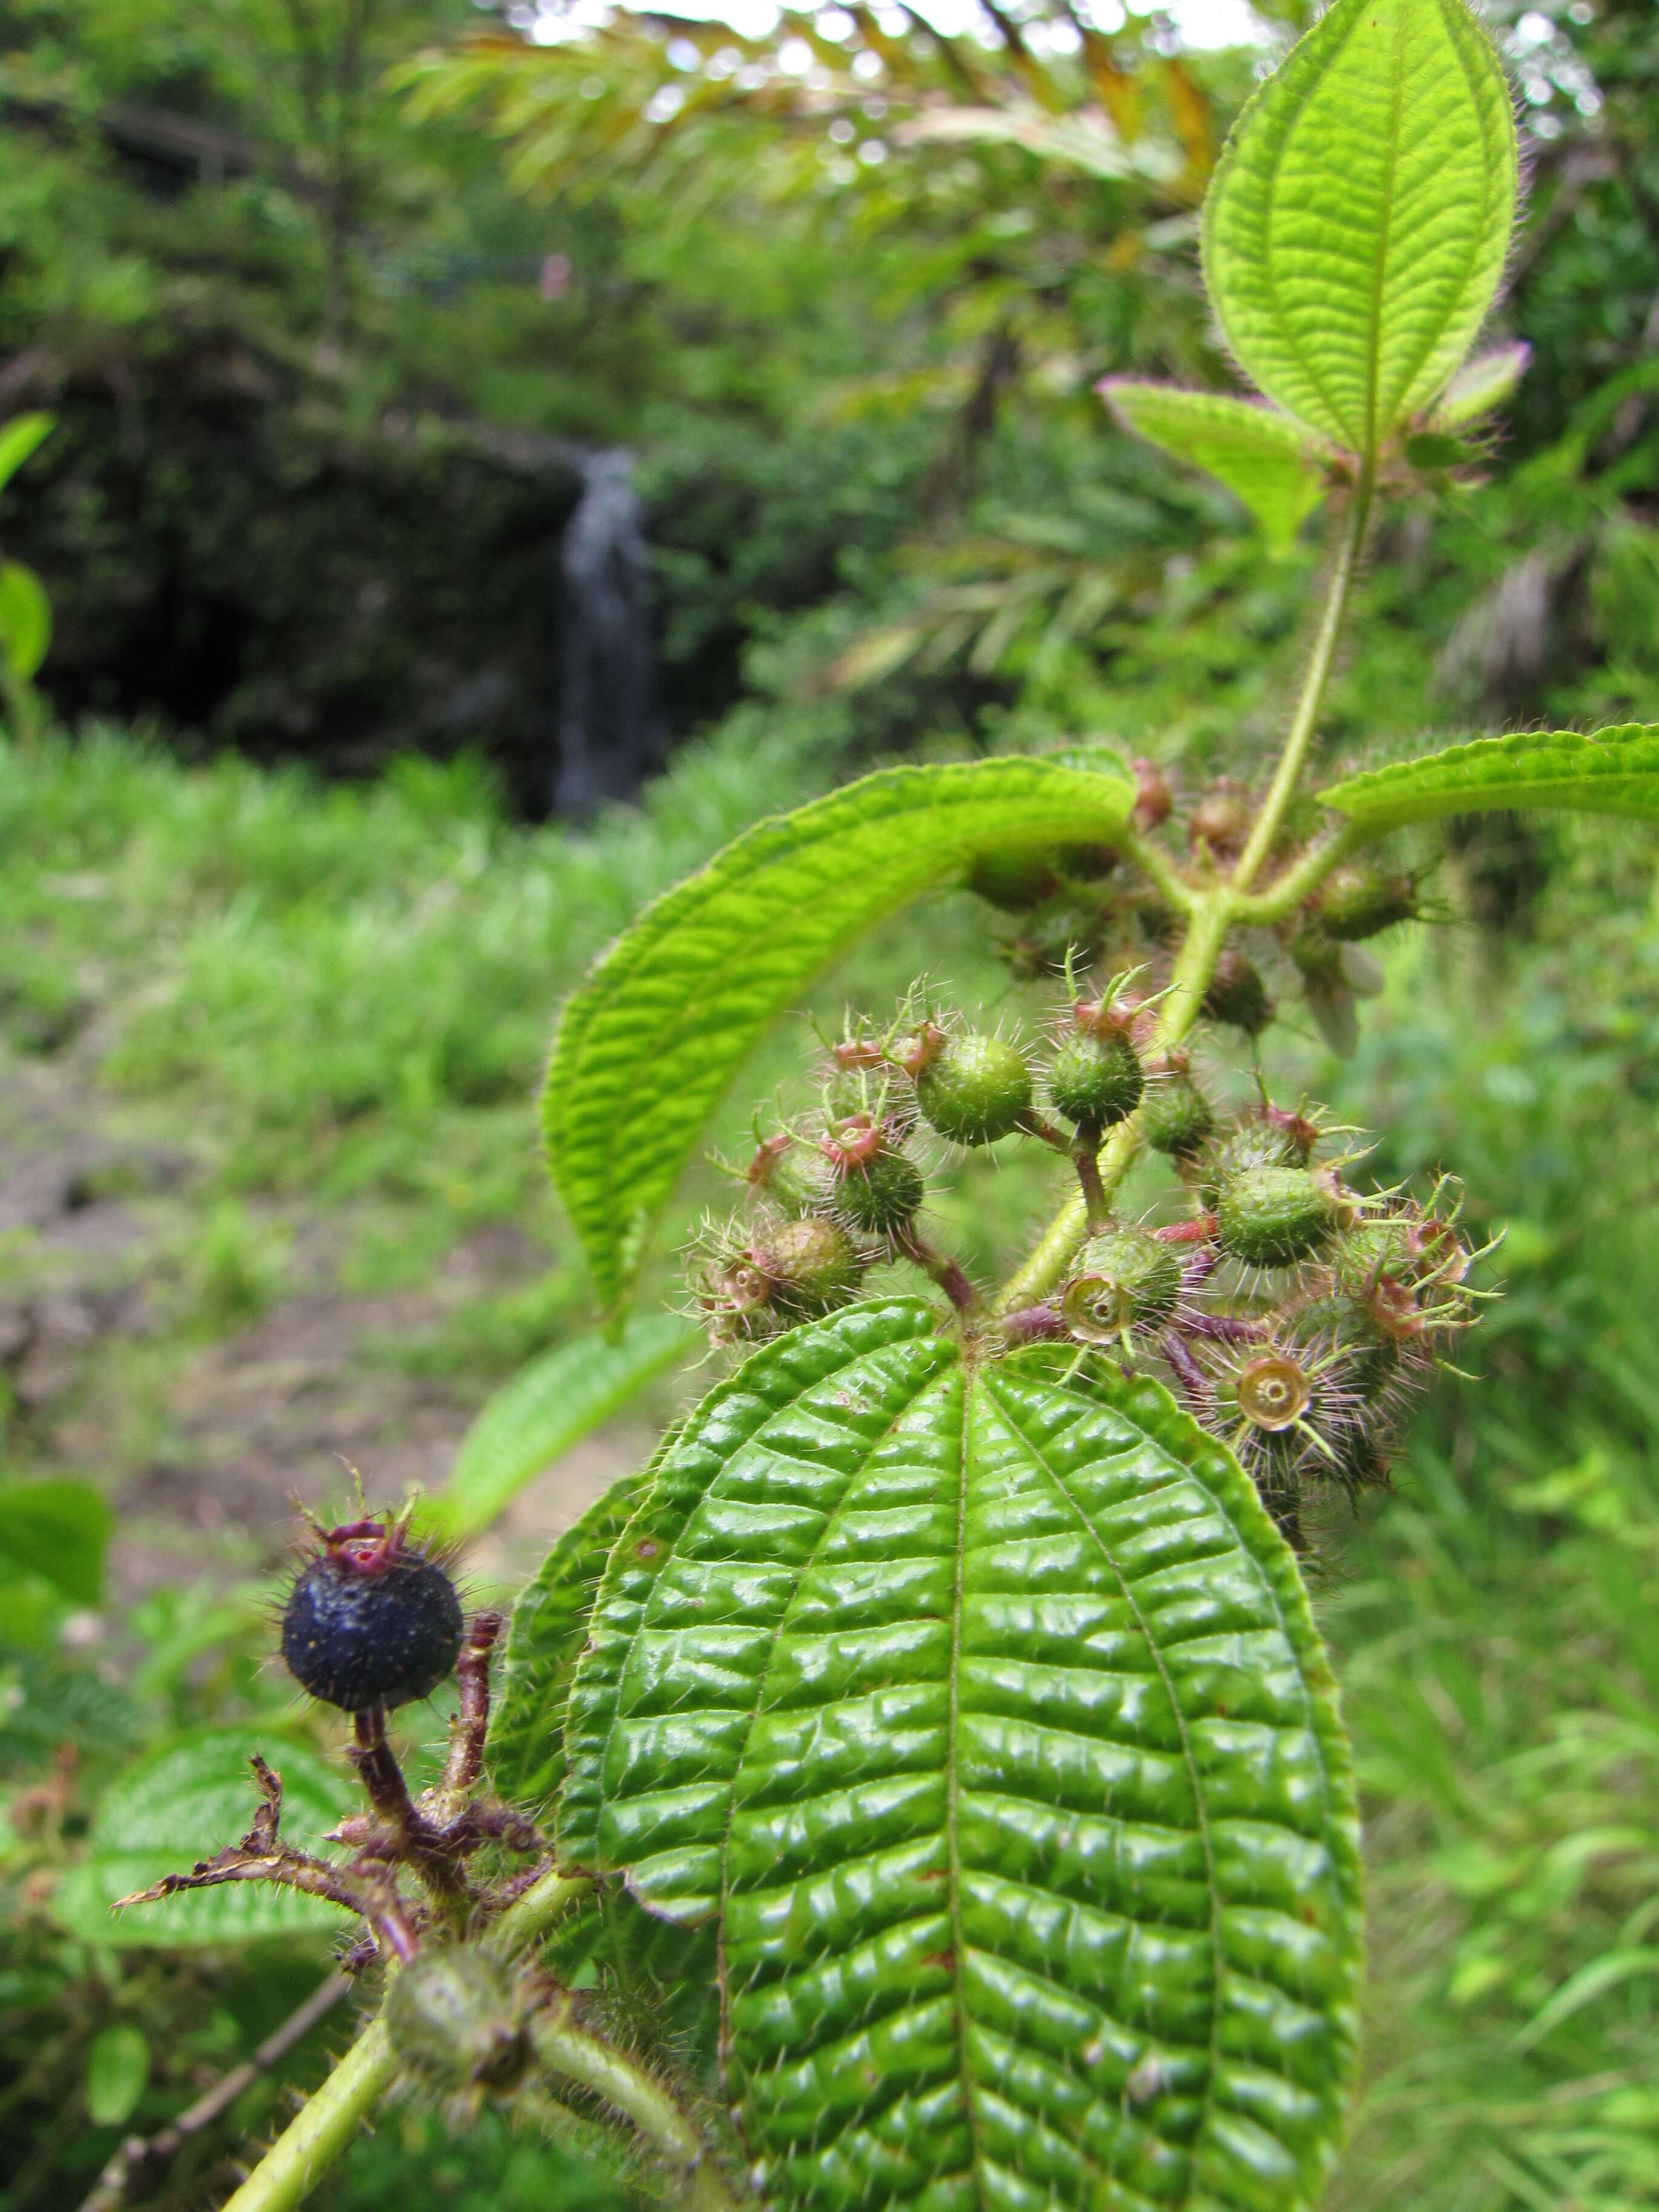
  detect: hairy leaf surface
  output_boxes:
[545,757,1135,1319]
[429,1315,697,1541]
[1201,0,1516,457]
[55,1731,354,1948]
[1102,383,1332,555]
[1320,724,1659,833]
[558,1299,1361,2212]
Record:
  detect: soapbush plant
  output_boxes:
[97,6,1659,2210]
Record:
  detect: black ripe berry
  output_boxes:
[281,1518,464,1711]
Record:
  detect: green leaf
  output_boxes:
[1103,382,1332,555]
[427,1315,697,1543]
[53,1729,356,1949]
[546,756,1136,1320]
[85,2023,150,2128]
[1201,0,1517,458]
[0,412,53,494]
[1434,343,1530,429]
[1320,725,1659,834]
[0,1480,111,1606]
[558,1299,1362,2212]
[0,561,51,683]
[488,1463,655,1811]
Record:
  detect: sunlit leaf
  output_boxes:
[1321,725,1659,834]
[1201,0,1517,457]
[558,1298,1362,2211]
[0,1480,111,1606]
[545,756,1136,1319]
[0,412,53,494]
[1434,343,1530,430]
[1104,381,1332,554]
[0,562,52,683]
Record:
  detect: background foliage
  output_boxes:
[1,0,1658,2207]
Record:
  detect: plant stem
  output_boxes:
[1231,472,1375,894]
[489,1866,594,1957]
[218,2020,397,2212]
[531,2004,743,2212]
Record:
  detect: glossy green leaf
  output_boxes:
[488,1462,655,1811]
[0,411,53,494]
[1320,725,1659,834]
[53,1729,355,1948]
[1202,0,1517,458]
[1434,343,1530,430]
[558,1299,1362,2212]
[0,1479,112,1605]
[546,756,1136,1320]
[0,561,52,683]
[1103,382,1332,555]
[427,1315,697,1542]
[85,2023,150,2128]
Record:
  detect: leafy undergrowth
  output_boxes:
[6,734,1659,2208]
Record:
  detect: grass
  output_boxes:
[3,726,1659,2208]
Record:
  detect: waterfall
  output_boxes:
[554,447,661,814]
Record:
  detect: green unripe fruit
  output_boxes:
[747,1135,831,1215]
[1313,863,1419,942]
[1215,1165,1344,1268]
[967,846,1060,913]
[1293,1292,1401,1399]
[1198,1121,1305,1209]
[1047,1031,1143,1130]
[757,1216,866,1315]
[825,1141,927,1233]
[386,1949,532,2097]
[1201,948,1273,1036]
[1061,1227,1182,1343]
[1142,1065,1213,1159]
[916,1034,1032,1145]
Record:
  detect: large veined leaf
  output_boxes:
[53,1729,355,1948]
[1320,724,1659,834]
[427,1315,697,1542]
[1201,0,1517,459]
[488,1462,654,1809]
[545,756,1136,1321]
[558,1299,1361,2211]
[1102,382,1333,555]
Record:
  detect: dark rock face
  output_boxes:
[2,324,589,809]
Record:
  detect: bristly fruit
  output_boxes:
[915,1033,1032,1145]
[745,1133,831,1216]
[1214,1163,1348,1268]
[281,1514,464,1711]
[1061,1225,1183,1346]
[1201,947,1273,1035]
[1312,861,1419,942]
[385,1948,533,2100]
[820,1115,927,1232]
[1047,1027,1143,1130]
[756,1215,866,1316]
[1141,1057,1213,1158]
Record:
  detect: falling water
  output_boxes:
[554,447,661,814]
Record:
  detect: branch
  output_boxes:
[216,2020,398,2212]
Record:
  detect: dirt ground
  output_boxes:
[0,1040,648,1620]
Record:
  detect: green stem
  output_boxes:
[531,2005,742,2212]
[1230,472,1375,895]
[1111,823,1196,914]
[219,2020,396,2212]
[489,1867,594,1957]
[1229,821,1364,927]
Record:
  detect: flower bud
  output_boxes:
[1187,779,1252,862]
[915,1034,1032,1145]
[386,1949,532,2099]
[1061,1226,1183,1344]
[1130,758,1172,831]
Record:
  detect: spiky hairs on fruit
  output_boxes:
[1312,861,1419,942]
[1061,1225,1183,1347]
[1214,1163,1348,1269]
[1201,947,1273,1035]
[386,1949,534,2100]
[915,1033,1032,1145]
[1141,1057,1213,1159]
[281,1515,464,1711]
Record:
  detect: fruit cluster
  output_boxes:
[690,974,1483,1541]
